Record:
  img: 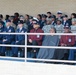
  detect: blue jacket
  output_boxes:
[62,20,71,26]
[3,26,15,42]
[40,20,46,29]
[0,27,4,40]
[16,27,27,42]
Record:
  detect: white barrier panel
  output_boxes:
[0,60,76,75]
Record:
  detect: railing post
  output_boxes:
[25,32,27,62]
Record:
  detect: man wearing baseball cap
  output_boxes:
[11,20,27,57]
[0,20,15,56]
[28,20,44,58]
[56,11,63,21]
[56,25,75,60]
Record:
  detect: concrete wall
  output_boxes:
[0,0,76,17]
[0,60,76,75]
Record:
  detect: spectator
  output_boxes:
[69,13,76,25]
[0,14,3,21]
[28,20,44,58]
[0,14,5,26]
[47,12,52,19]
[40,14,47,29]
[4,15,10,27]
[55,19,64,33]
[42,19,54,33]
[1,20,15,56]
[11,20,27,57]
[68,19,76,60]
[0,21,4,42]
[5,15,10,21]
[19,15,28,30]
[62,15,71,26]
[37,27,59,60]
[9,16,17,30]
[27,16,33,32]
[70,18,76,33]
[56,11,63,21]
[54,25,75,60]
[37,14,42,25]
[0,21,4,55]
[13,12,20,26]
[71,13,76,18]
[24,14,30,25]
[51,15,56,26]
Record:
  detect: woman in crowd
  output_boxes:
[37,27,59,60]
[68,13,76,25]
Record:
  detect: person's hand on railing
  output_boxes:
[29,39,32,43]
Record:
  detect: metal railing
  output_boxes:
[0,32,76,64]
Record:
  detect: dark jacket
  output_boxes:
[3,26,15,42]
[0,27,4,43]
[16,27,27,42]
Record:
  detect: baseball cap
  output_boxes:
[57,11,62,14]
[6,20,11,23]
[18,20,24,24]
[32,19,40,25]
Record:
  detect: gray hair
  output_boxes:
[50,27,56,33]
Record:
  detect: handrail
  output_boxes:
[26,33,76,35]
[0,44,25,47]
[0,44,76,49]
[0,32,76,64]
[26,58,76,63]
[0,32,76,35]
[27,46,76,49]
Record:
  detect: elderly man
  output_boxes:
[54,25,75,60]
[28,19,44,58]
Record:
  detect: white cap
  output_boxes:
[57,11,62,14]
[33,17,39,21]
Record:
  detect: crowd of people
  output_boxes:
[0,11,76,62]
